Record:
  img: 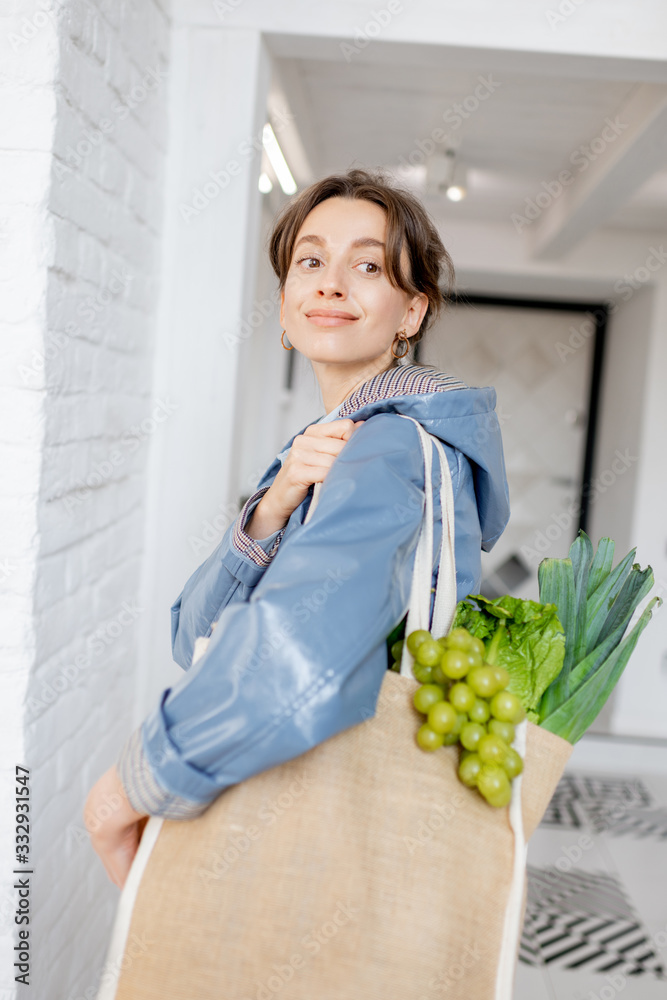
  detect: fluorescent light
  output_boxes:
[262,123,297,195]
[258,172,273,193]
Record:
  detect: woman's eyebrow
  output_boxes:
[293,234,386,252]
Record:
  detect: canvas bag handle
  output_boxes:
[309,414,526,1000]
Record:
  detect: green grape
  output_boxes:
[390,661,400,673]
[412,662,434,684]
[478,733,510,765]
[441,730,460,746]
[448,682,476,714]
[431,661,447,684]
[452,712,467,736]
[468,698,491,724]
[416,723,445,751]
[469,636,486,659]
[491,665,510,689]
[415,638,443,667]
[458,753,482,787]
[440,649,471,680]
[488,719,515,745]
[460,721,486,751]
[477,763,511,804]
[467,667,500,698]
[490,691,526,724]
[436,636,450,650]
[406,629,432,656]
[412,684,445,715]
[391,639,404,662]
[502,747,524,780]
[448,681,475,713]
[485,781,512,809]
[445,627,473,651]
[427,701,458,735]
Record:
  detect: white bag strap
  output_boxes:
[396,415,457,677]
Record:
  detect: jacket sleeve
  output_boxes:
[117,414,428,818]
[170,472,286,671]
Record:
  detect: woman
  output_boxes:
[84,167,510,889]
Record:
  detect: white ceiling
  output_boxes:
[268,54,667,254]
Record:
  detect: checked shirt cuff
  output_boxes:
[116,726,212,820]
[231,486,286,568]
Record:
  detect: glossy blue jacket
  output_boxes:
[117,363,510,818]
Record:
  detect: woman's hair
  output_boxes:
[267,167,455,362]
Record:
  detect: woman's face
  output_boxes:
[279,196,428,370]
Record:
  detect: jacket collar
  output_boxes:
[337,363,466,418]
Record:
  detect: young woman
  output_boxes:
[84,167,510,889]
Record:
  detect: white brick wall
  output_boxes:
[1,2,171,997]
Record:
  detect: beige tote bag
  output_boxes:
[97,416,572,1000]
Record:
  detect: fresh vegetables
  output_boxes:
[396,530,661,808]
[452,594,565,724]
[537,531,661,742]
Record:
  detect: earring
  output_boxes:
[281,329,294,351]
[391,329,410,360]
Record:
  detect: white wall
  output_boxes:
[1,1,171,997]
[0,6,58,993]
[588,286,653,562]
[133,25,273,723]
[611,283,667,737]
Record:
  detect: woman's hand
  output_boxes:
[245,418,365,539]
[84,765,149,890]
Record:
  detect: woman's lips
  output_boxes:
[305,313,359,327]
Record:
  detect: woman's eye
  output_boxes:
[357,260,382,274]
[296,256,321,268]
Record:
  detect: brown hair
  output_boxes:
[267,167,455,363]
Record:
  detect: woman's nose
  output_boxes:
[316,259,348,297]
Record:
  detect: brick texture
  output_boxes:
[0,2,171,998]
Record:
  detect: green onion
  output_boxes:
[538,531,661,742]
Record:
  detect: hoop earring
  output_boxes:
[281,329,294,351]
[391,330,410,360]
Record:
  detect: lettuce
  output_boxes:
[452,595,566,723]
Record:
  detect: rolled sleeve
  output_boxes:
[229,487,286,567]
[117,724,212,819]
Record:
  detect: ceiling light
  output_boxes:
[258,172,273,193]
[446,183,466,202]
[262,123,297,195]
[426,149,468,202]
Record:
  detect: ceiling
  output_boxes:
[266,53,667,259]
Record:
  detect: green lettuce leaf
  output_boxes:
[452,594,566,714]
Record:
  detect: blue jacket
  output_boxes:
[117,363,510,818]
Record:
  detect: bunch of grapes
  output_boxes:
[391,626,526,808]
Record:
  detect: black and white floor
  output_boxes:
[515,736,667,999]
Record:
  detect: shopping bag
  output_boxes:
[97,417,572,1000]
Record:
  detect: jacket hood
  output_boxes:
[280,363,510,552]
